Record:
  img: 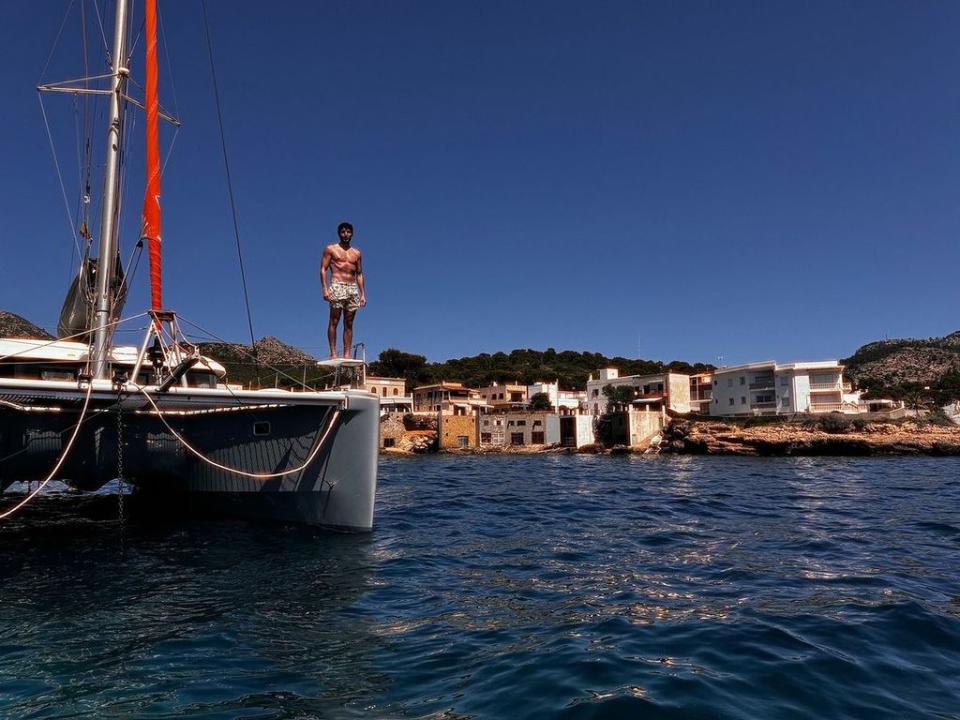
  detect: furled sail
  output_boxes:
[57,256,126,340]
[141,0,162,310]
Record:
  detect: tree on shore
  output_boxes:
[529,392,552,411]
[602,384,635,412]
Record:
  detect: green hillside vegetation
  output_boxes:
[369,347,714,390]
[190,343,715,392]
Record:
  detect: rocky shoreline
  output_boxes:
[380,417,960,457]
[659,418,960,456]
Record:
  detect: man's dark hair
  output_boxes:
[337,222,353,233]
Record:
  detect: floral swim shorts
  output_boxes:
[328,281,361,312]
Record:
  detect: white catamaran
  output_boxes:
[0,0,379,530]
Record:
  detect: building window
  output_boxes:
[483,419,490,426]
[729,398,734,406]
[780,377,788,386]
[511,432,524,445]
[741,396,746,405]
[533,420,542,426]
[458,436,469,449]
[739,376,745,386]
[592,389,599,397]
[383,438,395,448]
[532,431,545,444]
[714,398,719,404]
[508,420,515,426]
[382,388,387,396]
[495,420,503,426]
[727,378,733,387]
[393,388,399,396]
[481,432,492,443]
[517,420,526,426]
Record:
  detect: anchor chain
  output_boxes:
[116,400,125,526]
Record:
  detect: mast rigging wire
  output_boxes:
[91,0,110,60]
[157,1,180,176]
[178,315,334,392]
[39,95,83,261]
[38,0,77,85]
[201,0,260,383]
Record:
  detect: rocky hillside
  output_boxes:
[843,331,960,400]
[0,311,54,340]
[197,336,321,388]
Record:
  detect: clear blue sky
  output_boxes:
[1,1,958,366]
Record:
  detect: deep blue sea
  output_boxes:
[1,455,959,719]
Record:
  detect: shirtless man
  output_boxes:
[320,222,367,358]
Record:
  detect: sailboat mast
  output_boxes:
[90,0,130,379]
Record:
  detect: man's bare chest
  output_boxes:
[330,248,359,267]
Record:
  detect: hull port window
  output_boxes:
[41,367,78,381]
[253,422,271,436]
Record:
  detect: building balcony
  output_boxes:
[751,401,776,409]
[749,382,774,390]
[809,382,842,391]
[810,402,844,413]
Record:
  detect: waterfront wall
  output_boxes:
[439,414,479,449]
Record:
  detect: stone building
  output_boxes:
[365,375,412,414]
[438,413,479,449]
[477,382,528,410]
[413,382,487,415]
[478,412,560,447]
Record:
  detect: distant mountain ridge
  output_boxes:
[843,331,960,399]
[0,311,53,340]
[196,337,320,387]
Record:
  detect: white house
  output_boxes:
[710,360,862,416]
[527,380,586,414]
[586,368,691,415]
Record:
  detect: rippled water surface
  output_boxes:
[2,455,959,719]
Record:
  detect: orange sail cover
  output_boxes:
[141,0,162,310]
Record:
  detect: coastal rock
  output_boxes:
[660,417,960,456]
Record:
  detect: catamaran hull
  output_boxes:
[0,387,380,531]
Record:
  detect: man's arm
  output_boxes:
[320,246,332,300]
[355,251,366,307]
